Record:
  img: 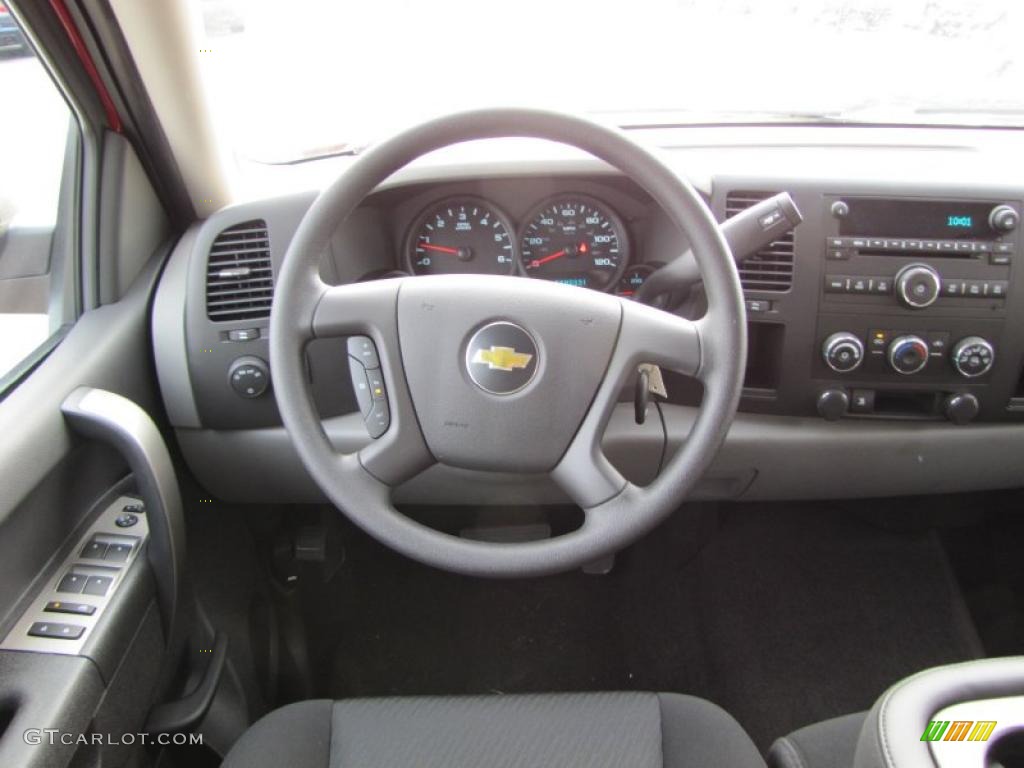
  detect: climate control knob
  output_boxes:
[888,335,929,375]
[894,263,941,309]
[951,336,994,378]
[822,332,864,373]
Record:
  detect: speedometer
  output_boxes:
[519,195,629,292]
[405,197,516,276]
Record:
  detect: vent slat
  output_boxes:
[725,191,794,292]
[205,220,273,321]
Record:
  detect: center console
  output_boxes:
[812,196,1020,424]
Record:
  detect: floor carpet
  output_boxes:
[295,499,983,751]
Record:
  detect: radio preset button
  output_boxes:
[990,253,1011,266]
[994,242,1015,253]
[990,281,1008,298]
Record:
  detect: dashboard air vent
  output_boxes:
[205,220,273,322]
[725,191,795,292]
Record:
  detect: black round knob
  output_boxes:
[895,263,941,309]
[888,335,930,375]
[229,356,270,398]
[822,332,864,373]
[944,392,979,425]
[989,204,1019,233]
[817,389,849,421]
[830,200,850,218]
[951,336,995,378]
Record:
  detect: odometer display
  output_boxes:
[519,195,628,292]
[406,197,516,276]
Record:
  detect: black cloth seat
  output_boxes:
[222,692,766,768]
[767,712,867,768]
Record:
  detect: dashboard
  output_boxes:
[151,126,1024,507]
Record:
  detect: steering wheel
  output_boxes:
[270,108,745,578]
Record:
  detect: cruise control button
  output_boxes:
[28,621,85,640]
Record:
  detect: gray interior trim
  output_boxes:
[175,402,1024,505]
[151,223,201,427]
[61,388,184,648]
[0,250,165,529]
[98,132,171,304]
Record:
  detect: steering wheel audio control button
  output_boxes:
[347,336,380,369]
[346,336,390,436]
[366,400,390,438]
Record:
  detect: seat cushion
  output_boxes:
[767,712,866,768]
[222,692,766,768]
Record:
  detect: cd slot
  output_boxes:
[858,248,977,259]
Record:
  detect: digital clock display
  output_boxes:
[840,199,998,240]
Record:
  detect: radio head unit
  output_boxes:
[836,198,1018,241]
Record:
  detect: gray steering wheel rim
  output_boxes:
[270,108,746,578]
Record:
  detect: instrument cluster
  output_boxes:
[402,193,648,297]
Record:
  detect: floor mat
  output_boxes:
[301,500,982,751]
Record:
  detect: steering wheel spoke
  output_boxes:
[619,298,704,378]
[309,279,436,487]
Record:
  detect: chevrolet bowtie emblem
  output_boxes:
[471,346,533,372]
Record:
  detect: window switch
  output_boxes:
[104,543,133,563]
[57,572,88,594]
[28,621,85,640]
[81,538,107,559]
[83,575,114,597]
[45,600,96,616]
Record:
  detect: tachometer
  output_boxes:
[519,195,628,292]
[406,197,516,276]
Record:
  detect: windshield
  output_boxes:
[193,0,1024,164]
